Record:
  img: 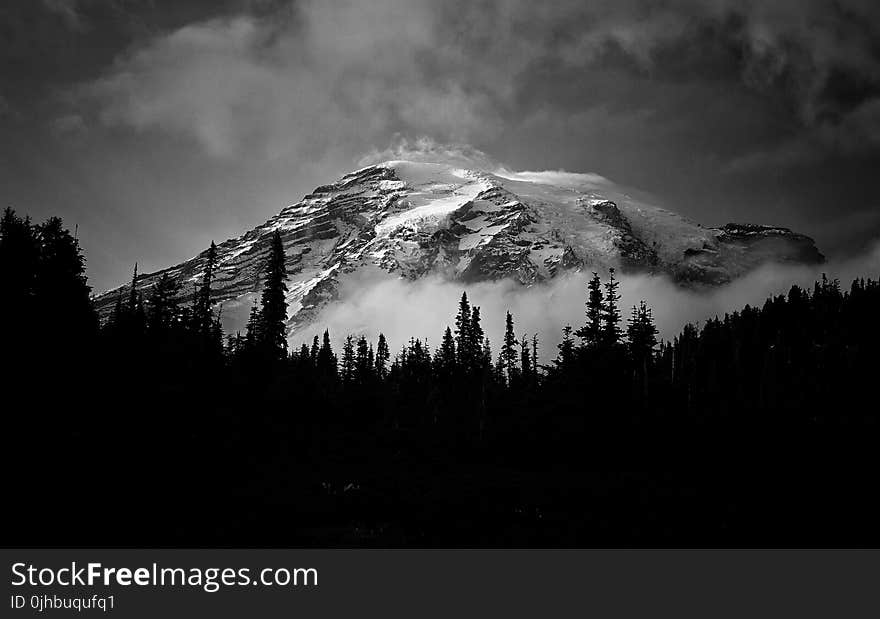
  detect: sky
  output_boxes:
[2,0,880,293]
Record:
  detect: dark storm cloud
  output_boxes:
[1,0,879,291]
[65,1,880,160]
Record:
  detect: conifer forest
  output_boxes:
[4,208,880,546]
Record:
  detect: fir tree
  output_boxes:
[531,334,540,378]
[436,326,457,376]
[520,334,531,379]
[501,311,518,385]
[626,300,658,363]
[34,216,93,333]
[310,335,320,364]
[147,273,181,333]
[481,338,493,373]
[355,335,371,382]
[470,306,484,370]
[375,333,390,379]
[317,329,337,380]
[259,231,289,359]
[125,263,146,337]
[244,302,261,352]
[576,272,604,348]
[601,268,623,348]
[0,208,38,304]
[555,325,575,369]
[627,300,659,399]
[341,335,355,383]
[299,343,311,366]
[455,292,472,367]
[192,242,218,335]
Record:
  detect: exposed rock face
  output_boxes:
[93,161,823,334]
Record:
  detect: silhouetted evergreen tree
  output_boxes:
[244,302,261,353]
[310,335,320,364]
[520,334,531,380]
[317,329,337,381]
[627,300,658,400]
[435,326,457,378]
[147,273,181,334]
[501,311,518,385]
[455,292,472,369]
[576,272,604,348]
[601,267,622,348]
[0,208,38,307]
[192,241,218,336]
[355,336,371,384]
[341,335,356,383]
[531,334,540,379]
[375,332,390,379]
[627,301,658,363]
[259,231,289,360]
[555,325,575,369]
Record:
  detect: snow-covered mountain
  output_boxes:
[93,160,823,333]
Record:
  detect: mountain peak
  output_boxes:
[94,161,823,335]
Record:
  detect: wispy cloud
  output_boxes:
[299,237,880,361]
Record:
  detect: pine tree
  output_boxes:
[436,326,457,376]
[601,268,623,348]
[208,311,225,362]
[555,325,575,369]
[470,306,484,369]
[127,262,139,316]
[317,329,337,380]
[355,335,370,383]
[627,300,659,399]
[244,302,261,352]
[454,292,472,368]
[531,334,540,378]
[147,273,181,333]
[310,335,320,364]
[626,300,658,363]
[576,272,604,348]
[375,332,390,379]
[501,311,518,385]
[259,231,289,359]
[34,216,93,334]
[481,338,492,372]
[341,335,355,383]
[0,208,39,305]
[494,352,506,383]
[192,242,218,336]
[124,263,146,337]
[520,334,531,379]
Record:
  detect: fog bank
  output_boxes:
[294,241,880,361]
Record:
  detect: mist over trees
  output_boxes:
[3,209,880,546]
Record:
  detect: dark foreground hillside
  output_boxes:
[3,208,880,547]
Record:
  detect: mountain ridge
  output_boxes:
[93,160,824,335]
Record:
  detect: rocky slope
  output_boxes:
[93,161,823,333]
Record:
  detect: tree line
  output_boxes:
[4,208,880,544]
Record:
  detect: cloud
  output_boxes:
[296,238,880,363]
[357,136,499,170]
[81,1,501,162]
[51,113,86,136]
[41,0,87,31]
[75,0,880,173]
[493,169,612,190]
